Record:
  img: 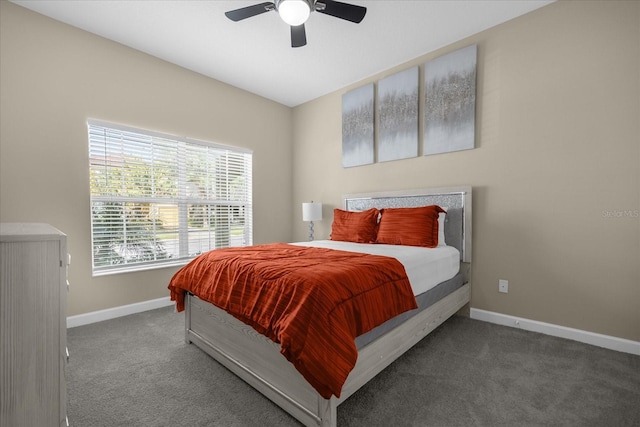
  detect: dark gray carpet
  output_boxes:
[67,307,640,426]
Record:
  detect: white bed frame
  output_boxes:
[184,186,472,427]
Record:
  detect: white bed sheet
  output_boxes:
[292,240,460,296]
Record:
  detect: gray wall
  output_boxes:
[1,1,638,342]
[0,2,293,316]
[291,1,640,342]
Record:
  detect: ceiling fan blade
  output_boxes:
[225,2,273,22]
[291,24,307,48]
[317,0,366,23]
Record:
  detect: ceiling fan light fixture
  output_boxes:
[277,0,311,26]
[225,0,366,48]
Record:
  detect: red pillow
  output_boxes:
[330,208,379,243]
[376,205,446,247]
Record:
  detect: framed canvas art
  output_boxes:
[342,83,374,168]
[424,44,477,155]
[378,66,419,162]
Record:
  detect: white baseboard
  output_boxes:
[67,296,174,328]
[470,308,640,356]
[67,300,640,356]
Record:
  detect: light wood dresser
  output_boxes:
[1,223,69,426]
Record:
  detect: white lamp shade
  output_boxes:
[302,202,322,222]
[278,0,311,26]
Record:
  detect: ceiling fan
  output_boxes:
[225,0,367,48]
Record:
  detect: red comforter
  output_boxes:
[168,243,417,399]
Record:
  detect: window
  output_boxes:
[88,120,252,276]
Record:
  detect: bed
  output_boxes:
[169,186,472,427]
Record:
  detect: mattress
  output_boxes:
[293,240,461,295]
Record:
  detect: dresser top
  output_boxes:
[0,223,66,241]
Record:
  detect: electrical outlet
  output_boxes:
[499,279,509,293]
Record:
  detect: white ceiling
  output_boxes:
[12,0,553,107]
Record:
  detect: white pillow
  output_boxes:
[438,207,448,247]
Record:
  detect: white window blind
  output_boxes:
[88,120,253,276]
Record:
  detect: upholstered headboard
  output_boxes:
[343,186,472,263]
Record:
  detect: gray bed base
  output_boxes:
[355,271,465,348]
[183,186,472,427]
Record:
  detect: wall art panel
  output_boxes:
[424,44,477,155]
[342,83,374,168]
[378,66,419,162]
